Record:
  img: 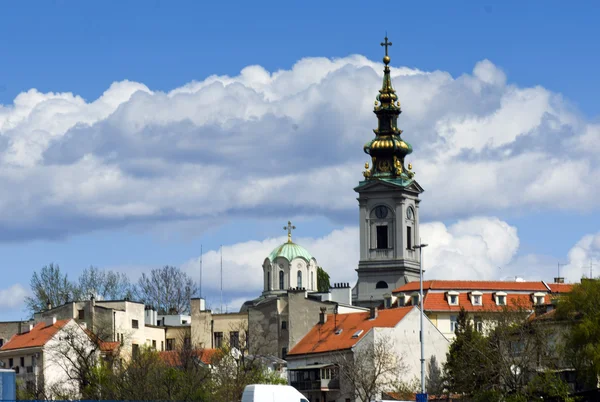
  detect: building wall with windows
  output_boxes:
[190,298,248,350]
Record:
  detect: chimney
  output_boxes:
[369,306,378,320]
[44,317,57,327]
[46,300,52,311]
[319,307,327,325]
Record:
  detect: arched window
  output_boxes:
[297,270,303,289]
[279,271,285,290]
[311,271,314,290]
[267,272,271,290]
[376,281,388,289]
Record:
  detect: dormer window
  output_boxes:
[447,291,459,306]
[532,292,545,305]
[495,292,507,306]
[397,294,406,306]
[471,291,483,306]
[411,293,420,306]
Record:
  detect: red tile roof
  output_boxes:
[393,280,549,293]
[0,319,71,351]
[548,283,574,293]
[159,348,218,366]
[288,307,414,356]
[422,292,535,312]
[99,341,120,352]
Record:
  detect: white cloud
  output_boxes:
[182,217,522,303]
[0,56,598,240]
[0,283,29,310]
[562,232,600,282]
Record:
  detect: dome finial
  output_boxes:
[381,34,392,65]
[283,221,296,243]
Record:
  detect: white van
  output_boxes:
[241,384,309,402]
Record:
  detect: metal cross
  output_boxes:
[381,36,392,56]
[284,221,296,243]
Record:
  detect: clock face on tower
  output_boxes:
[374,206,388,219]
[406,207,414,220]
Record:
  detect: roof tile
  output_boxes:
[0,319,71,351]
[393,280,549,293]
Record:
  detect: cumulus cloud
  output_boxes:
[0,56,598,240]
[0,283,29,311]
[562,232,600,282]
[182,217,523,310]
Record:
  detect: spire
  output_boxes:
[362,36,415,182]
[283,221,296,243]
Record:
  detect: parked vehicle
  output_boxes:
[241,384,309,402]
[0,369,16,401]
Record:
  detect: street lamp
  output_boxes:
[413,243,428,398]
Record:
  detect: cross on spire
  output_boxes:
[381,36,392,56]
[283,221,296,243]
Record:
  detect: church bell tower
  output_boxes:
[353,37,424,307]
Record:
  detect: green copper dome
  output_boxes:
[268,242,313,263]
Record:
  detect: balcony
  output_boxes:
[291,378,340,391]
[289,364,340,392]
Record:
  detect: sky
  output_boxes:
[0,1,599,320]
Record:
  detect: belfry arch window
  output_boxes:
[376,281,388,289]
[279,271,285,290]
[267,272,271,290]
[370,205,393,250]
[406,206,415,250]
[297,270,303,288]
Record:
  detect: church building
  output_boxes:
[352,37,424,307]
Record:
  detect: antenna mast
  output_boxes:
[199,244,203,298]
[220,245,223,314]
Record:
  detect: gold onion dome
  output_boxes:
[363,36,414,181]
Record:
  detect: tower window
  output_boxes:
[375,281,388,289]
[311,271,314,290]
[407,227,413,250]
[376,226,388,249]
[267,272,271,290]
[297,270,302,288]
[279,271,285,289]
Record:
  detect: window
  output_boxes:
[132,344,140,359]
[282,347,287,359]
[474,316,483,333]
[0,338,3,347]
[20,357,24,367]
[450,315,458,333]
[161,341,164,351]
[166,338,174,351]
[230,331,240,349]
[411,294,419,306]
[267,271,271,290]
[152,340,156,350]
[311,271,314,290]
[132,319,139,329]
[8,358,13,368]
[281,320,287,330]
[407,226,413,249]
[78,309,85,320]
[497,295,506,306]
[398,296,405,306]
[385,298,392,308]
[214,332,223,348]
[375,281,388,289]
[297,270,302,288]
[449,294,458,305]
[472,294,482,306]
[535,296,545,305]
[184,337,191,349]
[279,271,285,290]
[376,225,388,249]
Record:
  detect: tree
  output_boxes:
[25,263,76,314]
[75,266,132,301]
[317,266,331,292]
[335,335,406,402]
[556,278,600,390]
[134,265,198,314]
[426,355,444,397]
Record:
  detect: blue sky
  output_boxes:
[0,1,599,319]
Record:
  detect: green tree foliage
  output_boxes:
[25,263,76,314]
[317,266,331,292]
[556,278,600,390]
[134,265,198,314]
[426,355,444,397]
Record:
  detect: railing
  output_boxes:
[291,378,340,391]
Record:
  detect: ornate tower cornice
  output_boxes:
[362,36,415,183]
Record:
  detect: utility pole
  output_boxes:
[200,244,203,299]
[413,242,428,399]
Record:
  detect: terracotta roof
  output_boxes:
[423,292,535,312]
[548,283,574,293]
[159,348,218,366]
[99,341,120,352]
[393,280,549,293]
[0,319,71,351]
[287,307,414,356]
